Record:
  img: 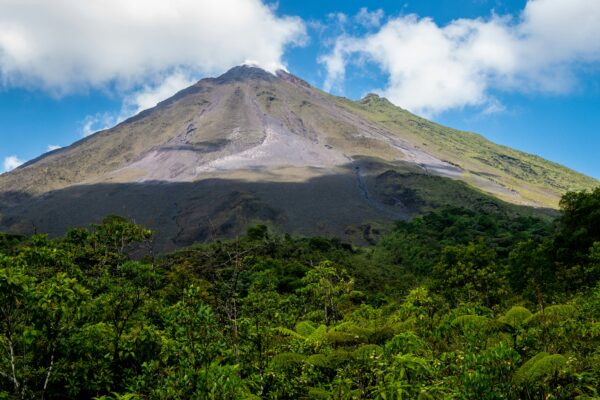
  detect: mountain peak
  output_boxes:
[363,93,380,100]
[360,93,392,106]
[215,64,279,84]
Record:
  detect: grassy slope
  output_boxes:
[337,94,599,208]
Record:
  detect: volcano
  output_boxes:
[0,65,597,249]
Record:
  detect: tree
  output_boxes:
[140,285,249,399]
[507,240,555,306]
[555,188,600,265]
[0,266,31,399]
[0,264,88,399]
[433,241,508,307]
[87,216,153,268]
[300,261,354,326]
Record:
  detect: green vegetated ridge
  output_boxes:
[2,188,600,399]
[362,158,553,216]
[341,94,598,207]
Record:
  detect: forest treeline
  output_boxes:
[1,188,600,399]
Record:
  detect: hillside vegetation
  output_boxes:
[2,188,600,399]
[342,94,599,207]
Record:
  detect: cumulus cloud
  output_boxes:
[3,155,23,172]
[0,0,306,92]
[321,0,600,116]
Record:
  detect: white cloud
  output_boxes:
[3,155,23,172]
[0,0,306,92]
[79,70,198,138]
[47,144,61,151]
[355,8,384,28]
[327,12,349,26]
[321,0,600,116]
[123,71,197,115]
[81,113,119,137]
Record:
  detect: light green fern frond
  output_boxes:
[295,320,317,337]
[273,326,305,340]
[515,352,566,385]
[499,306,532,328]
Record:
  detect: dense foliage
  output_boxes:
[2,189,600,399]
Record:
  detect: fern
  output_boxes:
[543,304,577,319]
[352,344,383,360]
[333,321,372,338]
[306,350,353,369]
[515,352,550,381]
[326,349,353,368]
[385,332,426,356]
[270,352,306,370]
[499,306,532,327]
[325,330,362,347]
[273,326,305,340]
[452,314,489,332]
[273,321,327,347]
[307,387,331,398]
[295,320,317,337]
[514,352,566,385]
[305,353,330,368]
[306,324,328,347]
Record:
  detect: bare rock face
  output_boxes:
[0,65,595,250]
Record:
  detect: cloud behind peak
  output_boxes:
[0,0,306,92]
[321,0,600,116]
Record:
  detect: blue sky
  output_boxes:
[1,0,599,178]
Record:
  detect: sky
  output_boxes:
[1,0,599,178]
